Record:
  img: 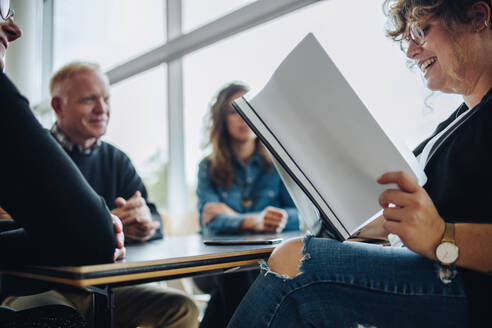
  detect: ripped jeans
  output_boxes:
[227,235,468,328]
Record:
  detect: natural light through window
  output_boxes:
[106,65,168,209]
[52,0,463,214]
[183,0,256,32]
[183,0,462,209]
[53,0,166,71]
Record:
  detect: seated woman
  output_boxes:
[228,0,492,327]
[0,2,124,326]
[195,83,300,327]
[197,82,299,235]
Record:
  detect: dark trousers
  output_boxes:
[197,269,259,328]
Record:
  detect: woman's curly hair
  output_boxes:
[384,0,492,41]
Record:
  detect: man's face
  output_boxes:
[56,70,110,146]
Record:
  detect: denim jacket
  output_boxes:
[196,152,299,234]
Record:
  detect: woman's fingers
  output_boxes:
[377,171,419,193]
[378,188,414,208]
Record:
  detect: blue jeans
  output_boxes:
[227,235,468,328]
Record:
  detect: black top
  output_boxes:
[0,71,116,266]
[414,87,492,327]
[55,139,163,240]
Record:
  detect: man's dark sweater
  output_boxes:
[50,134,163,240]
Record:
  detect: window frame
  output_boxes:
[42,0,321,219]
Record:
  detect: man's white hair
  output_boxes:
[49,61,105,98]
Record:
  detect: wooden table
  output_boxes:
[1,231,302,327]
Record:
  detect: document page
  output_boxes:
[247,33,426,237]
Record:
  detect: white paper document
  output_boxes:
[233,33,426,240]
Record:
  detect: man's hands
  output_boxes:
[111,191,160,243]
[377,171,445,260]
[240,206,288,233]
[112,214,126,262]
[202,202,238,226]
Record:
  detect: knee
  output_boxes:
[159,293,199,328]
[267,237,304,278]
[175,294,200,321]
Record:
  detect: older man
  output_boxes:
[49,61,162,243]
[3,62,199,328]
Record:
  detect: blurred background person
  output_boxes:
[195,82,299,328]
[197,82,299,235]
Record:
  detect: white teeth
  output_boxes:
[420,57,437,73]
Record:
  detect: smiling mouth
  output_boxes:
[89,119,107,126]
[420,57,437,74]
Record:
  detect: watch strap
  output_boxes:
[441,222,455,244]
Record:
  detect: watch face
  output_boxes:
[436,242,459,265]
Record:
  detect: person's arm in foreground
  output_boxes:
[0,71,117,265]
[378,171,492,273]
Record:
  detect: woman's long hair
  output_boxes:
[205,83,272,189]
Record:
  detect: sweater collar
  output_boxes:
[50,123,101,155]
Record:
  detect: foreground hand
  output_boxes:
[240,206,288,233]
[0,207,13,221]
[202,202,238,226]
[111,191,160,243]
[377,171,445,259]
[112,214,126,262]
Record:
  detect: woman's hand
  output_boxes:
[377,171,445,259]
[240,206,287,233]
[202,202,238,226]
[111,214,126,262]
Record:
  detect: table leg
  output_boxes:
[90,286,115,328]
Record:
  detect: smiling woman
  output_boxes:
[226,1,492,327]
[196,83,300,327]
[389,0,492,103]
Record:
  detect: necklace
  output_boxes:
[242,198,253,208]
[234,149,258,209]
[237,172,256,209]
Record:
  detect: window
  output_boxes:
[53,0,166,71]
[48,0,462,225]
[182,0,256,32]
[53,0,168,210]
[105,65,168,209]
[183,0,461,208]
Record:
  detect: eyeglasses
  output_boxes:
[400,22,429,53]
[0,0,14,22]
